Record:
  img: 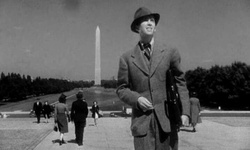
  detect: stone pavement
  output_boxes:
[178,119,250,150]
[34,118,133,150]
[33,117,250,150]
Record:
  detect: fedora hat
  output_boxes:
[131,7,160,33]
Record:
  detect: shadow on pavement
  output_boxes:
[180,128,195,133]
[67,139,77,144]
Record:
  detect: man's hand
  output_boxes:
[137,97,154,112]
[181,115,189,126]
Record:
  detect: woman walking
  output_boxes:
[54,94,70,145]
[91,101,99,126]
[190,92,202,132]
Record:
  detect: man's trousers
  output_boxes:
[134,111,178,150]
[74,121,85,145]
[35,112,41,123]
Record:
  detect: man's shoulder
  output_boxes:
[121,49,134,58]
[155,42,177,52]
[73,100,87,105]
[72,100,80,103]
[81,100,88,105]
[71,100,78,106]
[155,43,180,59]
[120,44,138,57]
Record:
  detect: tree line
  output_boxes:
[1,61,249,110]
[0,72,116,102]
[0,73,94,101]
[100,61,250,110]
[99,61,250,110]
[185,61,250,110]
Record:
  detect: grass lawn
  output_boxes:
[0,90,77,112]
[0,87,130,112]
[66,87,130,111]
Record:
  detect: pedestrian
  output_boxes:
[54,94,70,146]
[91,101,99,126]
[116,7,190,150]
[33,98,43,124]
[190,92,202,132]
[43,101,51,123]
[71,90,89,146]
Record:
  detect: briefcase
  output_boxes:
[166,69,182,126]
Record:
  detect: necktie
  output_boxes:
[143,43,151,60]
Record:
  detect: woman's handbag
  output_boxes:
[166,69,182,127]
[53,124,58,132]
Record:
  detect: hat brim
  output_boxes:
[131,13,160,33]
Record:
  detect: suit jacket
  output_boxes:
[116,42,190,136]
[33,102,43,114]
[71,99,88,122]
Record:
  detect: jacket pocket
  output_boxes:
[131,113,151,136]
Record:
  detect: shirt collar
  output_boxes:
[139,37,154,52]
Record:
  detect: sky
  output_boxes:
[0,0,250,81]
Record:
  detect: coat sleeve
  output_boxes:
[170,48,190,117]
[54,105,57,122]
[91,105,94,114]
[198,100,201,112]
[97,106,99,113]
[116,56,141,109]
[65,104,70,122]
[84,102,89,118]
[33,103,36,111]
[70,103,75,121]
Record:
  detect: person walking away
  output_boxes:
[116,7,190,150]
[54,94,70,146]
[33,98,43,124]
[43,101,51,123]
[91,101,99,126]
[71,90,89,146]
[190,92,202,132]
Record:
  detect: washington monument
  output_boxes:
[95,26,101,85]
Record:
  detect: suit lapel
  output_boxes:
[132,45,150,76]
[150,43,165,77]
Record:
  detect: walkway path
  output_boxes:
[34,118,133,150]
[33,117,250,150]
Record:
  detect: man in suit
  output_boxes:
[70,90,88,146]
[33,98,43,123]
[116,7,190,150]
